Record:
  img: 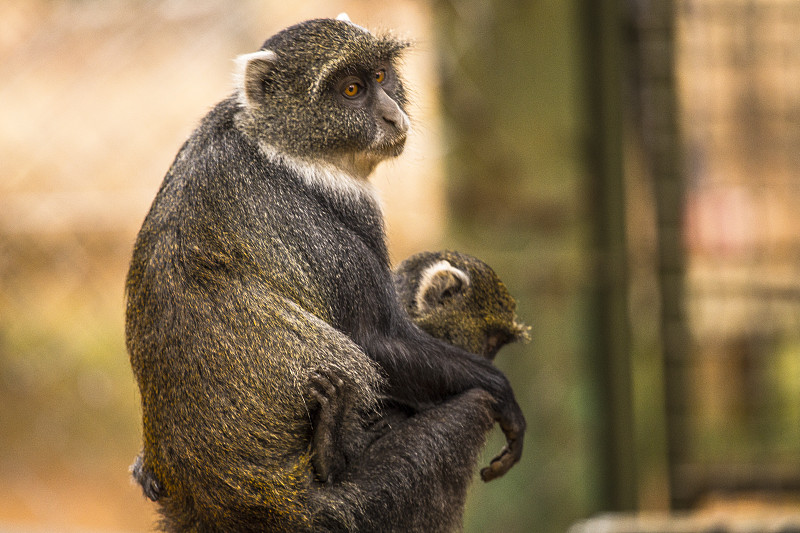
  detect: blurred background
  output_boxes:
[2,0,800,531]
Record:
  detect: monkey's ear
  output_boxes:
[415,260,470,313]
[234,49,278,108]
[336,12,351,22]
[512,320,532,343]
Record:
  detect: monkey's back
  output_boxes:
[125,98,382,531]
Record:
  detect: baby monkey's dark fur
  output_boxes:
[126,17,525,532]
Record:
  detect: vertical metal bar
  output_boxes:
[629,0,688,509]
[582,0,637,512]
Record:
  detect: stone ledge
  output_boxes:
[569,513,800,533]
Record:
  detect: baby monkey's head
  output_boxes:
[394,251,530,360]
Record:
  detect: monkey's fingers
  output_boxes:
[479,451,507,482]
[309,370,345,401]
[480,432,523,482]
[481,405,525,482]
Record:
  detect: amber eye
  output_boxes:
[343,83,361,98]
[375,70,386,83]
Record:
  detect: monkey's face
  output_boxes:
[327,62,409,159]
[394,251,531,360]
[236,18,411,177]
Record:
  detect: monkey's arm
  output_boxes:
[360,324,525,481]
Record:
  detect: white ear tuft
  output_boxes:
[334,12,369,34]
[233,49,277,88]
[415,260,470,313]
[233,50,277,106]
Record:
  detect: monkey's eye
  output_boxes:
[375,70,386,83]
[343,82,362,98]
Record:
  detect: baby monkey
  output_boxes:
[393,250,530,360]
[308,250,530,531]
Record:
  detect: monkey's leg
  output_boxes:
[362,329,525,482]
[308,370,349,483]
[311,388,496,533]
[309,368,401,485]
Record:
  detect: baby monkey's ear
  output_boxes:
[415,260,470,313]
[234,50,278,108]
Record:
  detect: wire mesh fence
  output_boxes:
[671,0,800,506]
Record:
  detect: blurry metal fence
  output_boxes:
[650,0,800,507]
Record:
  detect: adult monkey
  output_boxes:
[126,15,525,532]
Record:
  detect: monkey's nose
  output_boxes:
[377,90,410,135]
[388,109,410,135]
[383,104,410,134]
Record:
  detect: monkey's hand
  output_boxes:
[309,369,350,484]
[480,396,526,482]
